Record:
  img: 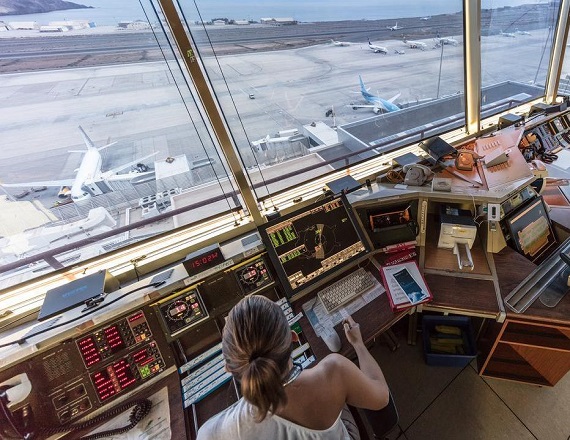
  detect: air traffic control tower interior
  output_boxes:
[1,0,570,438]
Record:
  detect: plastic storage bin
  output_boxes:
[422,315,476,367]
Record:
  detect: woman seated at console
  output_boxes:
[197,295,389,439]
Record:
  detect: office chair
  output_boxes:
[352,390,401,440]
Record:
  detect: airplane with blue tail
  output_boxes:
[349,76,400,114]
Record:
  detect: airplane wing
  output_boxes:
[388,93,401,103]
[102,152,159,178]
[106,170,155,182]
[348,104,377,108]
[1,179,74,188]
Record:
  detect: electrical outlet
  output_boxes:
[488,203,501,221]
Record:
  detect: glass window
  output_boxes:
[179,0,465,200]
[0,0,243,288]
[480,1,558,117]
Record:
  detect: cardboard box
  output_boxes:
[422,316,476,367]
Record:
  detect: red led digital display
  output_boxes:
[128,311,144,323]
[77,324,127,368]
[183,246,224,277]
[77,335,102,367]
[91,359,137,401]
[104,325,125,353]
[132,347,154,367]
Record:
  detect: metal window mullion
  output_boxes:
[545,0,570,104]
[464,0,482,135]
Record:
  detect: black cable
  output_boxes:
[39,398,152,439]
[187,0,281,213]
[142,1,242,226]
[0,281,165,349]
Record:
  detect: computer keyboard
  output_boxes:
[318,267,375,314]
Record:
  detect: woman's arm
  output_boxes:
[326,316,390,410]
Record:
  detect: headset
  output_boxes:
[402,164,433,186]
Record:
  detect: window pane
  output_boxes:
[0,0,243,288]
[182,1,465,200]
[480,1,558,117]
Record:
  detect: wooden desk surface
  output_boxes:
[422,274,498,316]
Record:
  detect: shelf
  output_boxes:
[423,213,491,276]
[482,342,553,386]
[501,321,570,352]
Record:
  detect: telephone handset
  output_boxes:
[0,375,34,440]
[402,164,433,186]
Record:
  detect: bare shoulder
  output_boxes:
[314,353,353,375]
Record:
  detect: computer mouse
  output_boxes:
[321,329,342,352]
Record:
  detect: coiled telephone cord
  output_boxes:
[39,398,152,439]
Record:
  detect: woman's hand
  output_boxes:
[343,315,364,348]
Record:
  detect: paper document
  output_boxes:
[86,387,171,440]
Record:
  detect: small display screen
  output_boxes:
[183,246,224,277]
[76,324,128,368]
[235,257,273,295]
[103,325,126,352]
[169,303,187,316]
[77,335,102,367]
[91,360,137,401]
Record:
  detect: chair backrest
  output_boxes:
[355,391,400,440]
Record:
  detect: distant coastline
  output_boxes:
[0,0,91,17]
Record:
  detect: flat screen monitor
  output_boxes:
[504,196,557,264]
[258,194,372,297]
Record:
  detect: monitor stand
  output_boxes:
[81,293,107,313]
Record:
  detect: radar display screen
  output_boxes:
[258,194,371,297]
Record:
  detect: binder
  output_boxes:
[379,261,432,312]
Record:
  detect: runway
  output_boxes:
[0,9,558,272]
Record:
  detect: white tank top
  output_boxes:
[197,398,351,440]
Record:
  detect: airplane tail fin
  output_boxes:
[78,125,116,152]
[359,75,366,93]
[78,125,95,149]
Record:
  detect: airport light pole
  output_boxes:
[437,42,444,99]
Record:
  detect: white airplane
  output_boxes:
[330,39,352,47]
[500,30,516,38]
[349,75,401,114]
[420,16,431,21]
[435,37,459,47]
[368,39,388,54]
[515,29,531,36]
[403,38,428,50]
[2,126,157,202]
[388,22,402,31]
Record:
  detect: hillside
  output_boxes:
[0,0,91,16]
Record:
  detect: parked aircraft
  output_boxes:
[330,39,352,46]
[403,39,428,50]
[515,29,531,36]
[368,39,388,54]
[500,30,516,38]
[435,37,459,46]
[388,22,402,31]
[1,126,157,202]
[349,76,400,114]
